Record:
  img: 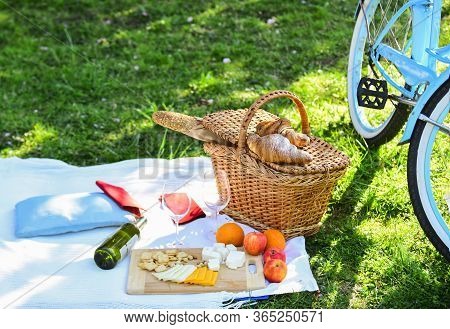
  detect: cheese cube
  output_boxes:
[214,247,229,263]
[228,250,245,262]
[225,251,245,269]
[225,260,238,270]
[202,247,221,261]
[213,243,225,249]
[207,258,220,271]
[202,246,213,256]
[226,244,237,251]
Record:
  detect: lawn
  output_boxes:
[0,0,449,308]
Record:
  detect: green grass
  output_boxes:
[0,0,449,308]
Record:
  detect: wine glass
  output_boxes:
[201,169,231,233]
[161,183,192,247]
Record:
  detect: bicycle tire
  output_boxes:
[407,78,450,262]
[348,0,410,147]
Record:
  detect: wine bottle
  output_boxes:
[94,216,147,270]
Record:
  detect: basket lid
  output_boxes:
[247,136,350,176]
[202,90,350,176]
[202,108,278,145]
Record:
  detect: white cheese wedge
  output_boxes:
[225,251,245,270]
[207,258,221,271]
[226,244,237,251]
[202,247,221,261]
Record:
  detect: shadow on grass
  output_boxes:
[301,147,381,308]
[255,140,382,308]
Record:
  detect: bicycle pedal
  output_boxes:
[357,77,388,109]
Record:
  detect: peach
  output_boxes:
[263,259,287,283]
[243,232,267,256]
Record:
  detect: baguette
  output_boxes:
[152,111,228,144]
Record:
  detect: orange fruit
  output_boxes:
[216,223,245,247]
[263,229,286,250]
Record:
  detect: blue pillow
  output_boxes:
[15,192,131,238]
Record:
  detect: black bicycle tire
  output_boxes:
[361,103,409,147]
[407,78,450,262]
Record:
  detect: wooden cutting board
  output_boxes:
[127,248,266,294]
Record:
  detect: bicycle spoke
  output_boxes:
[375,0,394,37]
[379,4,402,50]
[402,16,412,51]
[360,0,374,43]
[439,123,450,137]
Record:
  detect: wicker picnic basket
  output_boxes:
[202,90,350,238]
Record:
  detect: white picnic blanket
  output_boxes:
[0,157,319,309]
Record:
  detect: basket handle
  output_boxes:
[237,90,311,157]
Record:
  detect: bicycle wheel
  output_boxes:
[348,0,413,147]
[407,79,450,261]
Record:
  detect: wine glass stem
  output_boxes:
[212,210,218,232]
[175,218,180,244]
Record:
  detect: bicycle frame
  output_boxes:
[370,0,441,96]
[400,66,450,143]
[359,0,449,143]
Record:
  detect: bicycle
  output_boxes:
[347,0,450,260]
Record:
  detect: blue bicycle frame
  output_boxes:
[362,0,450,143]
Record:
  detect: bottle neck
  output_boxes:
[134,216,147,231]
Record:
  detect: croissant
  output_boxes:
[247,133,313,165]
[256,118,310,147]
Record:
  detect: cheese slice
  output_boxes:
[192,267,208,284]
[184,267,203,284]
[152,265,183,281]
[183,268,199,283]
[164,265,187,281]
[198,269,214,286]
[202,270,218,286]
[172,265,196,283]
[210,271,219,286]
